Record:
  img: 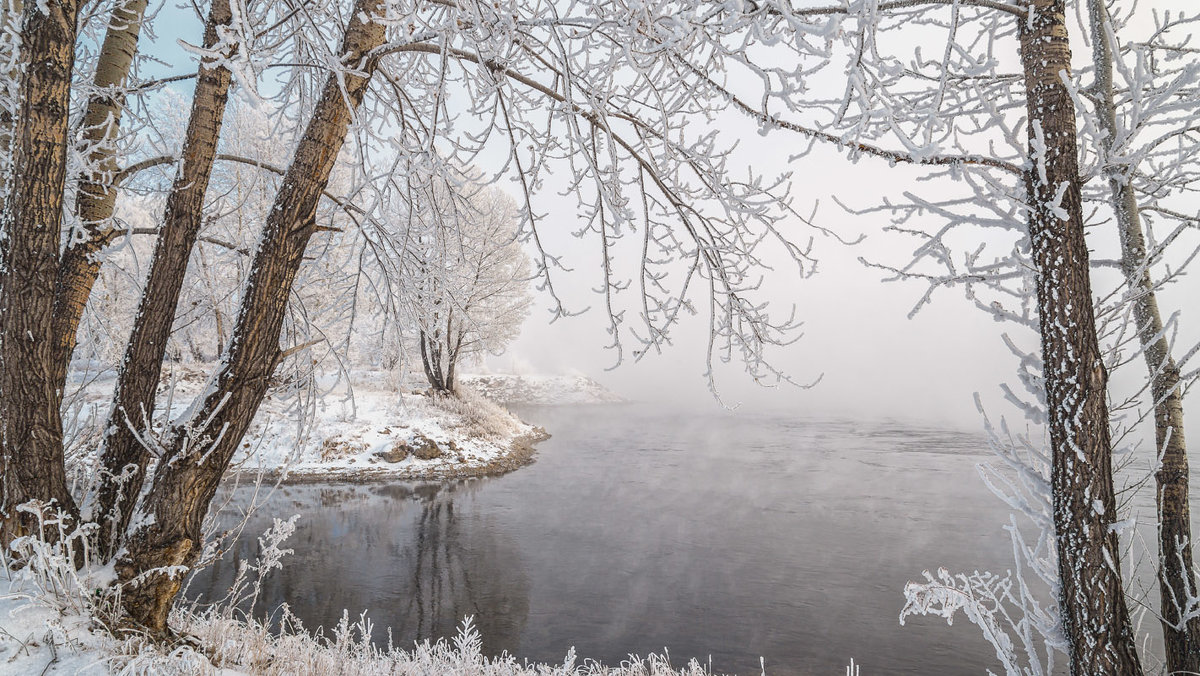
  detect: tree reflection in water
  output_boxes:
[186,479,530,656]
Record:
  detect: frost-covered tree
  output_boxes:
[13,0,1185,663]
[401,180,531,394]
[695,0,1197,672]
[0,0,822,635]
[1084,2,1200,668]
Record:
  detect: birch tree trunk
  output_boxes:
[1018,1,1142,672]
[115,0,386,634]
[1086,1,1200,670]
[50,0,150,394]
[0,0,80,544]
[93,0,234,558]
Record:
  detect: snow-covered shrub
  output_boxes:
[188,515,299,623]
[3,503,116,621]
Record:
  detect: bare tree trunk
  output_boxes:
[93,0,234,558]
[1018,1,1143,673]
[1086,2,1200,670]
[444,313,455,394]
[446,319,464,395]
[51,0,150,391]
[419,328,447,392]
[115,0,386,634]
[0,0,81,544]
[418,322,457,394]
[446,346,460,394]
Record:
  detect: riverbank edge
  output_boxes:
[228,426,551,485]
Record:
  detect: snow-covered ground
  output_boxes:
[63,367,550,483]
[228,379,550,482]
[461,373,624,405]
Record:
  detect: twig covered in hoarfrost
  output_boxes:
[84,0,841,417]
[902,399,1065,676]
[317,0,834,392]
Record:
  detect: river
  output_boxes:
[186,404,1054,674]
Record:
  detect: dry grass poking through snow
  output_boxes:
[415,387,526,440]
[176,612,721,676]
[2,574,726,676]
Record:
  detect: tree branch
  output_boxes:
[116,152,366,217]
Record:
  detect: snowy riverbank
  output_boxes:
[64,367,557,484]
[0,568,726,676]
[228,381,550,483]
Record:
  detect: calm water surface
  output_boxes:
[188,405,1029,674]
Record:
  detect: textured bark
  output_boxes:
[418,328,448,392]
[0,0,81,543]
[1086,1,1200,670]
[116,0,386,634]
[1018,1,1143,673]
[446,331,462,394]
[52,0,150,391]
[418,320,460,394]
[93,0,234,558]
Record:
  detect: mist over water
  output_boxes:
[187,404,1042,674]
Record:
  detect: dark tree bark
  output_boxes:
[418,319,460,395]
[0,0,81,544]
[1018,1,1142,672]
[51,0,150,392]
[93,0,234,558]
[446,330,462,394]
[115,0,386,635]
[418,327,448,392]
[1087,2,1200,670]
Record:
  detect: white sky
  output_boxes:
[489,151,1027,429]
[486,0,1200,433]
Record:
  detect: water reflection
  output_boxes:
[188,405,1037,675]
[188,479,530,656]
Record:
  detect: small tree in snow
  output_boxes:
[402,180,531,395]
